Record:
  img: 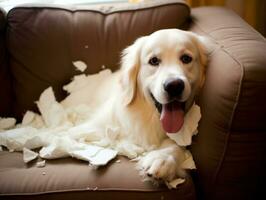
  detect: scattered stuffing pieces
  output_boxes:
[73,60,87,72]
[36,160,46,168]
[0,117,16,130]
[23,148,38,163]
[101,65,106,69]
[84,45,89,49]
[115,159,121,163]
[42,172,46,176]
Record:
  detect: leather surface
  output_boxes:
[0,151,196,200]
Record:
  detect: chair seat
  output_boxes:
[0,150,196,200]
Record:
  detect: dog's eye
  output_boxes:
[180,54,192,64]
[148,56,161,66]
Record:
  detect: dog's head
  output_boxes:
[120,29,209,133]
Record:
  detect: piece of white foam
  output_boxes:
[0,127,37,151]
[87,148,118,166]
[24,135,44,149]
[36,160,46,168]
[23,147,38,163]
[167,103,201,146]
[181,150,196,169]
[70,145,102,158]
[63,74,88,94]
[0,117,16,130]
[38,135,78,159]
[73,60,87,72]
[22,111,35,126]
[166,178,185,189]
[63,69,112,95]
[36,87,66,128]
[70,145,118,166]
[39,144,67,159]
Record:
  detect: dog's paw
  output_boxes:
[137,150,184,182]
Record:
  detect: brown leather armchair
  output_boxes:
[0,1,265,199]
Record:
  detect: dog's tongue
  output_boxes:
[160,101,184,133]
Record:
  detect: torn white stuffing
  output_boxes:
[36,160,46,168]
[73,60,87,72]
[166,178,185,189]
[0,117,16,130]
[36,87,67,128]
[39,136,88,159]
[0,127,38,151]
[71,147,117,166]
[63,74,88,94]
[24,114,45,129]
[63,69,112,95]
[180,150,196,169]
[23,148,38,163]
[70,145,103,159]
[22,111,35,126]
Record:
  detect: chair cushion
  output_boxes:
[5,0,190,119]
[0,151,196,200]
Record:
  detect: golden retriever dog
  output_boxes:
[62,29,208,182]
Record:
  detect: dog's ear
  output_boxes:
[120,36,146,106]
[189,32,214,88]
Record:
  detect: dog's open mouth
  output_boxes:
[150,93,185,134]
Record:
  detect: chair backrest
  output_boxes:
[1,0,190,119]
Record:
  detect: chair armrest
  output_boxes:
[188,6,266,200]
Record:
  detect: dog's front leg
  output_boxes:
[137,138,186,182]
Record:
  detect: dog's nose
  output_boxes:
[163,78,185,98]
